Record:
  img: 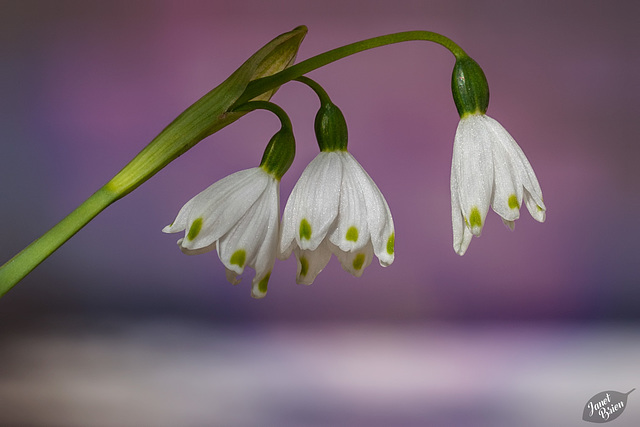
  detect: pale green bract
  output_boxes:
[279,151,395,285]
[450,113,546,256]
[163,167,280,299]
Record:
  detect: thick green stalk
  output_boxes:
[0,187,118,294]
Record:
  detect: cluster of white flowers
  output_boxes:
[163,149,395,298]
[164,110,546,297]
[164,56,546,298]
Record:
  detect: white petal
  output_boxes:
[331,241,374,278]
[178,239,216,256]
[489,137,523,222]
[217,174,279,279]
[523,190,546,223]
[328,152,370,253]
[162,197,195,234]
[225,268,241,285]
[502,218,516,231]
[294,242,332,285]
[251,271,271,299]
[483,115,546,216]
[451,189,473,256]
[458,226,473,255]
[339,152,395,266]
[451,165,473,255]
[280,152,342,255]
[250,179,281,282]
[167,168,269,252]
[453,115,494,236]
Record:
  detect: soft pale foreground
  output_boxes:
[0,320,638,427]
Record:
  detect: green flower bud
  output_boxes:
[315,101,348,152]
[451,56,489,117]
[107,26,307,197]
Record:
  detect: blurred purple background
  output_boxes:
[1,1,639,425]
[2,0,638,322]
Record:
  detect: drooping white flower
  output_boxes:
[450,113,546,255]
[279,150,395,285]
[163,167,280,298]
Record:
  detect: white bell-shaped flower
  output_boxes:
[280,150,395,285]
[163,167,280,298]
[451,113,546,255]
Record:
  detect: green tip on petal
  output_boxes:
[386,233,395,255]
[258,272,270,294]
[299,256,309,277]
[299,219,312,240]
[187,218,203,241]
[468,207,482,229]
[230,249,246,268]
[346,226,359,242]
[352,253,365,271]
[508,194,520,210]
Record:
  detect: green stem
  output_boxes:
[295,76,333,105]
[0,186,119,295]
[232,101,296,180]
[232,100,292,130]
[235,30,466,106]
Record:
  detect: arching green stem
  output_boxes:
[232,100,292,130]
[232,101,296,179]
[295,76,333,105]
[235,30,466,106]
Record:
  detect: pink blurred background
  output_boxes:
[1,0,639,425]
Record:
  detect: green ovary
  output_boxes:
[468,207,482,229]
[508,194,520,210]
[230,249,246,268]
[299,256,309,277]
[352,253,365,270]
[187,218,203,241]
[299,219,312,240]
[386,233,395,255]
[346,226,359,242]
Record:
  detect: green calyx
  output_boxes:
[260,126,295,179]
[451,56,489,117]
[315,101,348,152]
